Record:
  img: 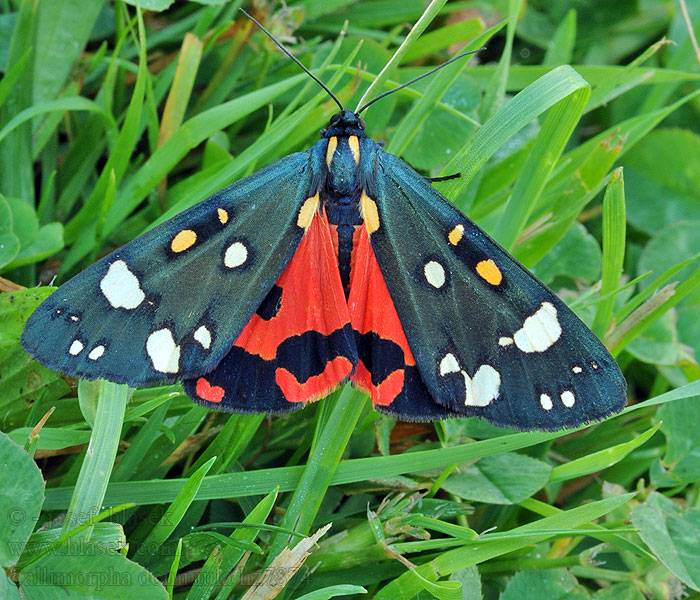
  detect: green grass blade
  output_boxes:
[131,457,216,565]
[549,423,660,483]
[385,20,506,157]
[479,0,520,122]
[355,0,448,112]
[492,72,590,250]
[440,65,592,204]
[608,262,700,356]
[266,387,366,561]
[61,381,130,539]
[186,489,278,600]
[592,168,626,338]
[543,9,576,66]
[373,494,635,598]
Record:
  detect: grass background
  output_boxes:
[1,0,700,598]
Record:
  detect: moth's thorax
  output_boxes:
[323,132,363,294]
[325,136,361,197]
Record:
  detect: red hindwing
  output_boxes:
[347,225,415,406]
[230,209,354,403]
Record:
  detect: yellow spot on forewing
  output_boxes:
[348,135,360,164]
[325,136,338,167]
[360,191,380,234]
[171,229,197,253]
[448,224,464,246]
[217,208,229,224]
[297,193,320,229]
[476,259,502,286]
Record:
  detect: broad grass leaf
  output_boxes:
[623,129,700,234]
[650,397,700,487]
[632,492,700,591]
[501,569,588,600]
[400,75,480,172]
[0,432,45,567]
[638,221,700,306]
[19,541,169,599]
[626,311,692,367]
[441,452,551,504]
[533,222,601,285]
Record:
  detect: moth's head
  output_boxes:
[323,110,366,138]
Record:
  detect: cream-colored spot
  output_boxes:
[498,337,514,347]
[591,362,599,370]
[88,345,105,361]
[326,136,338,167]
[540,394,553,410]
[561,390,576,408]
[224,242,248,268]
[360,191,380,234]
[513,302,562,353]
[424,260,445,289]
[194,325,212,350]
[146,329,180,373]
[572,366,583,374]
[297,193,320,229]
[70,315,80,322]
[476,259,502,286]
[439,353,460,376]
[217,208,229,224]
[348,135,360,164]
[100,260,145,310]
[171,229,197,253]
[439,353,500,407]
[69,340,84,356]
[467,365,501,407]
[448,224,464,246]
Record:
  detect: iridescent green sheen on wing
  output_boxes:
[22,151,317,385]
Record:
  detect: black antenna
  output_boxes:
[240,8,344,112]
[356,49,485,115]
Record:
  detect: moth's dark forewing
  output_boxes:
[22,151,317,386]
[368,149,626,430]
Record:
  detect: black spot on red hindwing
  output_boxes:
[255,285,283,320]
[275,326,356,383]
[355,331,405,387]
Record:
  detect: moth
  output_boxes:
[22,15,626,431]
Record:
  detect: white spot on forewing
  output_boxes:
[498,337,513,347]
[439,353,460,376]
[70,315,80,322]
[194,325,211,350]
[513,302,561,353]
[69,340,84,356]
[146,329,181,373]
[439,353,500,407]
[424,260,445,288]
[572,366,582,374]
[224,242,247,268]
[100,260,145,310]
[466,365,501,407]
[540,393,553,411]
[88,345,105,361]
[561,390,576,408]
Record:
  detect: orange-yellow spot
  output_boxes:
[348,135,360,164]
[217,208,229,224]
[297,193,320,229]
[171,229,197,253]
[360,191,379,234]
[325,136,338,167]
[448,224,464,246]
[476,259,502,286]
